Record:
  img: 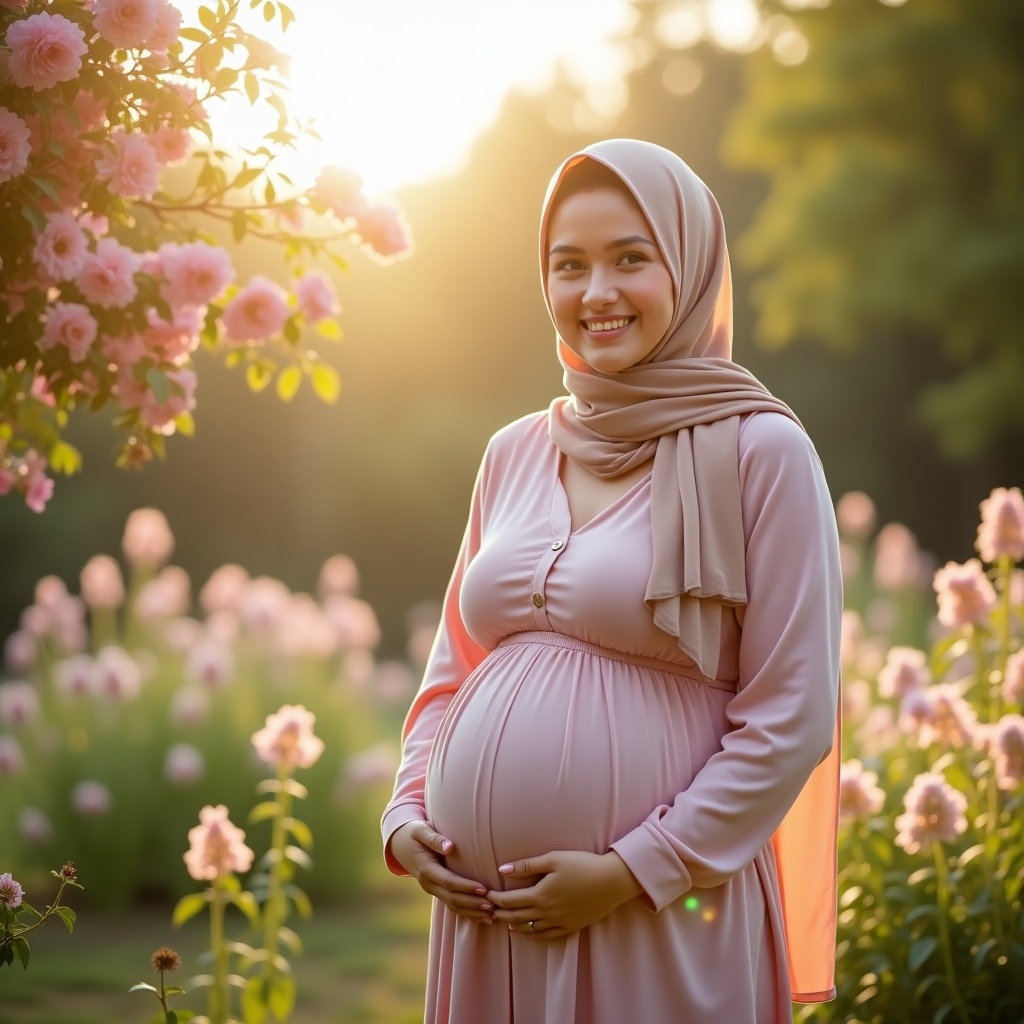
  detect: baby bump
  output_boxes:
[424,638,729,888]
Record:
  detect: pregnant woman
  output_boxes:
[382,138,843,1023]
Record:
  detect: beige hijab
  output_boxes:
[541,139,803,680]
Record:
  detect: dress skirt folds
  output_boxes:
[382,410,843,1024]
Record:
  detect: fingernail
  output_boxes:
[498,863,513,874]
[440,840,453,853]
[474,887,487,896]
[479,902,492,911]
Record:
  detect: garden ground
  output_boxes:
[0,880,430,1024]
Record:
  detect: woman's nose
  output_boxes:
[583,270,617,308]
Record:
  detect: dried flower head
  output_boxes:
[59,861,76,880]
[894,772,968,854]
[151,946,181,972]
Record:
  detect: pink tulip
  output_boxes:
[4,630,36,672]
[54,654,94,697]
[324,595,381,651]
[199,564,250,614]
[873,522,923,591]
[990,714,1024,790]
[185,638,234,689]
[318,554,358,599]
[835,490,876,540]
[0,681,40,727]
[164,742,205,787]
[92,645,142,700]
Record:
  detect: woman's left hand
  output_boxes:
[488,850,643,940]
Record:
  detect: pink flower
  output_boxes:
[1004,649,1024,705]
[5,12,87,91]
[76,237,140,308]
[251,704,324,770]
[137,366,196,432]
[901,683,977,748]
[374,660,415,702]
[184,804,254,881]
[990,714,1024,790]
[35,575,67,609]
[73,91,108,132]
[353,203,413,263]
[318,555,358,599]
[0,872,24,909]
[95,130,160,200]
[274,595,336,659]
[295,270,339,324]
[147,0,181,53]
[0,681,40,727]
[877,646,931,700]
[80,554,125,609]
[164,615,202,653]
[976,487,1024,564]
[92,644,142,700]
[314,165,366,221]
[148,124,192,165]
[142,305,202,363]
[0,736,25,777]
[874,522,923,591]
[33,212,88,280]
[53,654,94,697]
[92,0,159,49]
[25,466,55,513]
[39,302,97,363]
[838,759,885,823]
[185,638,234,689]
[200,564,249,614]
[160,241,233,307]
[164,742,204,787]
[71,779,113,817]
[934,558,997,629]
[135,565,190,621]
[4,630,36,672]
[19,807,53,845]
[894,771,967,854]
[222,275,289,344]
[0,106,31,184]
[122,507,173,569]
[835,491,876,540]
[170,684,209,727]
[324,596,381,650]
[100,332,148,369]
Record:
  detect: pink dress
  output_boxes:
[382,410,842,1024]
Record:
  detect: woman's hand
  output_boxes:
[488,851,643,940]
[389,820,495,924]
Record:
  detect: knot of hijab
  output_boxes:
[541,139,803,680]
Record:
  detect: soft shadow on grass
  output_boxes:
[0,882,430,1024]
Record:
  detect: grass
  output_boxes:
[0,878,431,1024]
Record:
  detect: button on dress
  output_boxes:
[382,409,842,1024]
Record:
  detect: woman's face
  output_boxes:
[545,187,674,374]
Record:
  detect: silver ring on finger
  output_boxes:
[527,920,536,932]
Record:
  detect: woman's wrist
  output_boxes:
[601,851,644,905]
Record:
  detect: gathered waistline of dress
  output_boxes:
[495,630,737,693]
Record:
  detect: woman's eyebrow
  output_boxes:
[548,235,656,257]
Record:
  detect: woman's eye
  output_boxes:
[556,259,583,272]
[618,252,645,266]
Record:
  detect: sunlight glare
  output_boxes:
[707,0,761,51]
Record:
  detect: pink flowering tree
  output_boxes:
[0,0,412,512]
[807,486,1024,1024]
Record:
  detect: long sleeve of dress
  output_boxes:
[380,441,494,875]
[610,412,842,911]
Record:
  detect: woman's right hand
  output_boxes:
[389,820,494,924]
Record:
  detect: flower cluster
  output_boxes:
[0,0,412,512]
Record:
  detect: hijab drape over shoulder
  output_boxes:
[540,138,840,1004]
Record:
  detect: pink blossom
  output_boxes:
[138,366,196,433]
[324,595,381,650]
[200,564,249,614]
[35,575,67,609]
[184,804,254,880]
[80,554,125,609]
[92,645,142,700]
[901,682,977,748]
[122,507,174,569]
[1004,649,1024,705]
[0,872,24,909]
[318,555,358,599]
[149,124,192,165]
[33,212,88,281]
[160,241,233,307]
[71,779,113,817]
[0,106,31,184]
[976,487,1024,564]
[164,616,202,653]
[40,302,97,363]
[205,610,239,646]
[0,736,24,777]
[275,595,336,659]
[354,203,413,263]
[222,275,290,344]
[238,577,291,634]
[95,130,160,200]
[0,681,40,727]
[73,91,108,131]
[314,165,366,221]
[934,558,997,629]
[295,270,339,324]
[135,565,190,622]
[874,522,923,591]
[49,593,87,652]
[93,0,159,49]
[894,771,967,854]
[375,660,415,702]
[5,12,87,91]
[54,654,94,697]
[835,491,876,540]
[990,714,1024,790]
[252,704,324,770]
[878,646,931,700]
[19,807,53,844]
[142,305,202,363]
[76,237,140,308]
[170,684,209,727]
[185,639,234,689]
[164,742,204,787]
[147,0,181,53]
[4,630,36,672]
[838,759,885,824]
[25,467,55,513]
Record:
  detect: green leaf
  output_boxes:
[22,203,46,233]
[129,982,159,994]
[172,892,209,927]
[933,1002,956,1024]
[284,844,312,871]
[198,6,217,30]
[225,348,246,369]
[230,891,261,930]
[314,318,342,341]
[279,2,295,30]
[166,1011,178,1024]
[285,816,313,849]
[263,1,276,22]
[245,72,260,105]
[233,166,262,191]
[49,441,82,475]
[909,936,938,973]
[264,177,276,204]
[174,411,196,437]
[275,366,301,402]
[277,926,303,955]
[179,27,207,42]
[13,938,30,969]
[146,368,171,404]
[268,972,296,1017]
[956,843,986,869]
[310,363,340,404]
[28,173,61,202]
[163,985,187,996]
[284,884,312,918]
[242,976,269,1023]
[973,938,998,971]
[246,361,273,393]
[52,905,76,932]
[250,800,280,823]
[283,318,300,345]
[232,209,248,243]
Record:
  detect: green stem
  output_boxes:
[209,882,230,1024]
[850,828,890,922]
[159,968,168,1013]
[934,843,973,1024]
[261,765,292,988]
